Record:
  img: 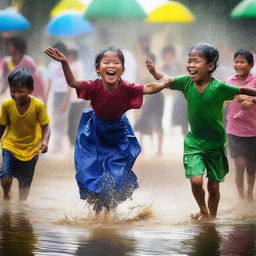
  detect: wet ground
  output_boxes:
[0,154,256,255]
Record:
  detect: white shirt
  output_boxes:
[46,61,68,93]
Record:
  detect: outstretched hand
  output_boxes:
[44,47,67,62]
[145,56,156,74]
[163,78,172,88]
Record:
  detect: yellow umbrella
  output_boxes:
[146,1,195,23]
[50,0,87,17]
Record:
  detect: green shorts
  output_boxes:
[183,145,229,182]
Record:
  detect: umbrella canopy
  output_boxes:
[45,11,94,37]
[231,0,256,18]
[50,0,87,17]
[0,7,30,31]
[136,0,169,14]
[146,1,195,23]
[84,0,147,20]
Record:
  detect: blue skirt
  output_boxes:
[74,108,140,206]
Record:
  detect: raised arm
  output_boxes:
[146,56,171,80]
[44,47,82,89]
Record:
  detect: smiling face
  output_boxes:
[10,85,31,106]
[186,50,215,85]
[234,55,253,79]
[96,51,125,88]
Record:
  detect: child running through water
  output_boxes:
[146,43,256,220]
[0,67,51,201]
[226,49,256,202]
[44,46,171,215]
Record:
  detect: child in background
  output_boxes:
[134,53,164,156]
[0,67,51,201]
[44,46,171,214]
[1,36,45,102]
[161,46,188,136]
[226,49,256,201]
[45,42,68,154]
[62,49,89,148]
[146,43,256,220]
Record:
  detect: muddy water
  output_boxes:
[0,155,256,255]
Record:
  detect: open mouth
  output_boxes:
[189,70,197,75]
[106,70,116,76]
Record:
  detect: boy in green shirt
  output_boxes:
[146,43,256,219]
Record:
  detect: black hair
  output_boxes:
[67,49,79,60]
[6,36,27,54]
[95,47,125,70]
[52,42,68,56]
[8,67,34,91]
[234,49,254,65]
[188,43,219,73]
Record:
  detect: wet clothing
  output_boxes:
[171,92,188,134]
[0,149,38,188]
[228,134,256,161]
[226,74,256,162]
[226,74,256,137]
[75,109,140,205]
[171,75,239,150]
[77,79,144,120]
[75,79,143,206]
[184,145,229,181]
[170,75,239,180]
[0,96,50,161]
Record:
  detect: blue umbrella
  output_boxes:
[0,8,30,31]
[45,11,94,37]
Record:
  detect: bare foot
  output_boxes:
[191,212,209,221]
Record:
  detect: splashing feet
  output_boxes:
[190,211,209,221]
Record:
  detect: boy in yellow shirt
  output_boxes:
[0,67,51,201]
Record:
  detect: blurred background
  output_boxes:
[1,2,256,255]
[0,0,255,157]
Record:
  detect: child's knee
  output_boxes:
[190,175,203,187]
[207,179,219,193]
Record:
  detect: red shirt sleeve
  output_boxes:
[122,80,144,109]
[76,80,96,100]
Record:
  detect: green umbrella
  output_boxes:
[231,0,256,18]
[84,0,147,20]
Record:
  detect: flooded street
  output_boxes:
[0,154,256,255]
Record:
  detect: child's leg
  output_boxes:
[16,155,38,202]
[234,157,246,199]
[245,159,256,202]
[207,179,220,218]
[19,187,30,202]
[1,177,13,201]
[189,175,209,218]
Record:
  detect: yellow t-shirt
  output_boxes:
[0,96,50,161]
